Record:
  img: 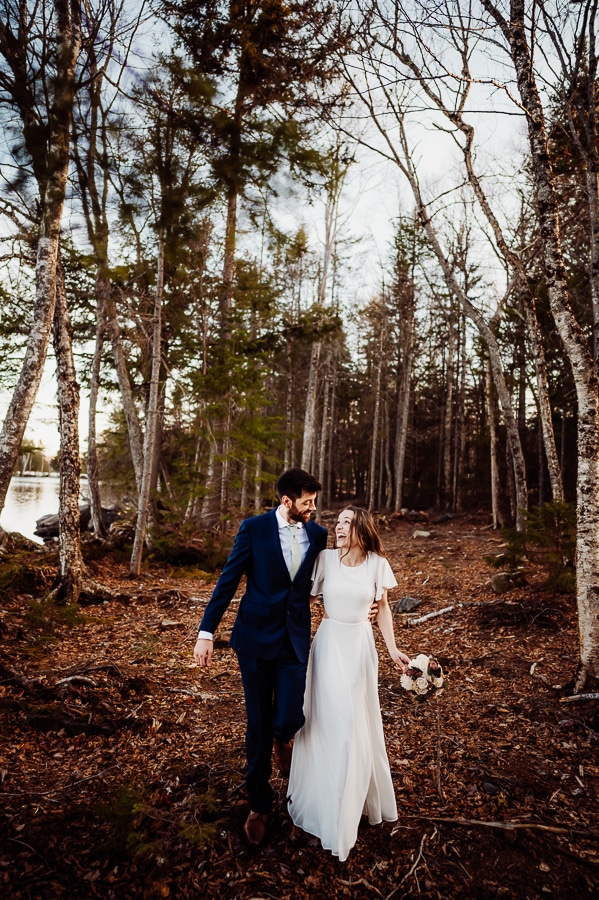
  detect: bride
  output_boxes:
[287,506,410,861]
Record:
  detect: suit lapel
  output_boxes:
[266,508,290,578]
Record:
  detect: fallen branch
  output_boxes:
[338,878,383,897]
[1,765,120,797]
[385,830,432,899]
[408,605,454,625]
[406,596,513,625]
[58,661,124,680]
[560,693,599,703]
[55,675,98,689]
[403,815,598,838]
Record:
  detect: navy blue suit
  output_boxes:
[199,508,328,812]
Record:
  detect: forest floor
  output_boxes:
[1,513,598,899]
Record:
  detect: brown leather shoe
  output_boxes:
[244,810,269,846]
[273,738,293,778]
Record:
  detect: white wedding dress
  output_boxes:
[287,550,398,861]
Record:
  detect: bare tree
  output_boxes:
[339,4,529,527]
[72,0,149,532]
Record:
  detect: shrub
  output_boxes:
[487,501,576,594]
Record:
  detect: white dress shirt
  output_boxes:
[198,506,309,641]
[275,506,309,571]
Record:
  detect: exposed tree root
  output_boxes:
[47,575,120,605]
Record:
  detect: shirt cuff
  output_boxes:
[197,630,213,641]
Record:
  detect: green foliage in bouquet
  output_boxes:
[486,501,576,594]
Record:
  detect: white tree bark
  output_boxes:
[50,256,85,602]
[130,237,165,576]
[0,0,82,516]
[86,273,107,536]
[301,340,321,471]
[483,0,599,687]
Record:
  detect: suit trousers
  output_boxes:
[237,635,307,814]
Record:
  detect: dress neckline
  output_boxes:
[337,549,367,568]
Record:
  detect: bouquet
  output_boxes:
[400,653,444,698]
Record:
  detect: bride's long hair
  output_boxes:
[342,506,387,559]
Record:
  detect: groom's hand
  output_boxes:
[194,637,213,667]
[367,601,379,623]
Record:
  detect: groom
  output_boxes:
[194,467,328,846]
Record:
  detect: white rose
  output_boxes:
[411,654,430,672]
[414,676,429,694]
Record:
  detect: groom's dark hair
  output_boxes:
[276,468,321,501]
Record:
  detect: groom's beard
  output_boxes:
[288,503,311,524]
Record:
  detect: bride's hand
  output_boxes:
[390,648,410,672]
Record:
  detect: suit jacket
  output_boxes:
[199,509,328,664]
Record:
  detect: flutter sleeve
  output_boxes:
[310,550,327,596]
[374,555,398,601]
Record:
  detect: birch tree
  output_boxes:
[0,0,82,518]
[480,0,599,690]
[48,256,108,602]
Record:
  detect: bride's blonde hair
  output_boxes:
[342,506,386,558]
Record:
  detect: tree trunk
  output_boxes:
[130,238,164,576]
[393,319,414,513]
[453,312,467,512]
[484,0,599,686]
[240,461,249,515]
[383,396,393,509]
[301,341,321,471]
[86,270,108,536]
[254,453,262,513]
[105,289,144,492]
[522,295,565,502]
[284,345,295,470]
[368,336,383,512]
[443,309,456,509]
[50,255,86,602]
[485,355,503,529]
[0,0,81,516]
[200,442,217,525]
[326,350,338,506]
[316,352,331,521]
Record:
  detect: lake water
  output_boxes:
[1,476,62,543]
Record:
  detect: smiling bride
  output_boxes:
[287,506,410,862]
